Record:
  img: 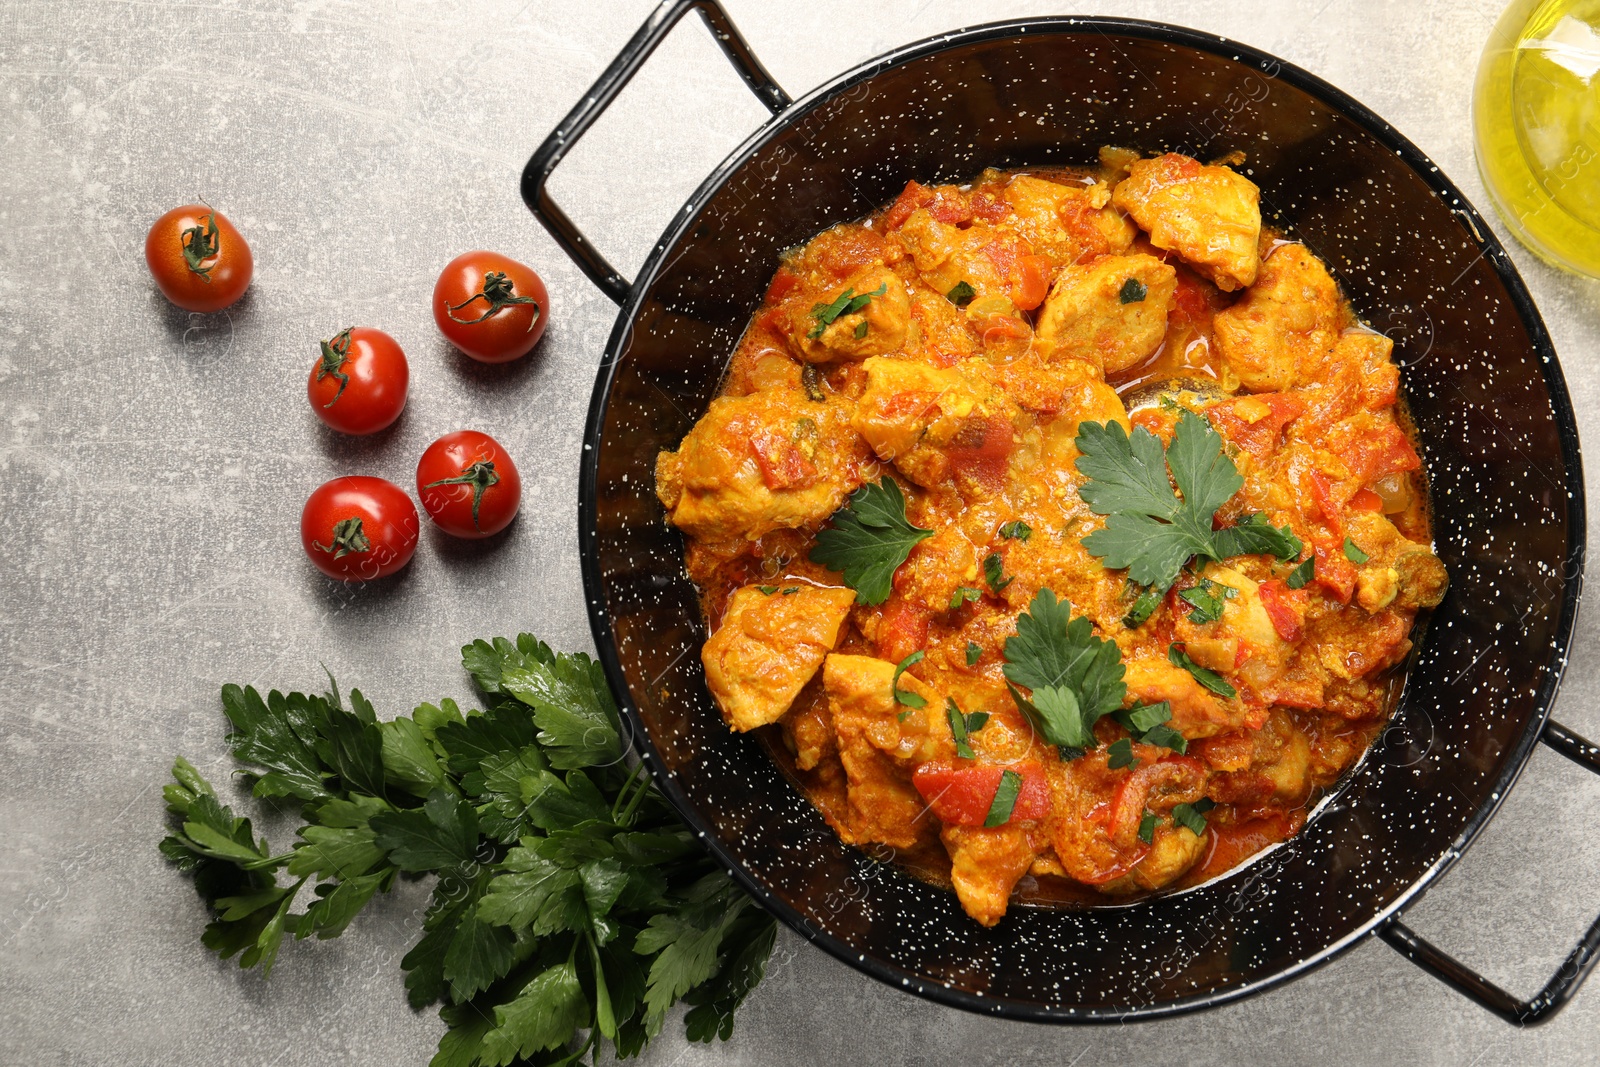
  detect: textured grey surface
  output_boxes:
[2,1,1599,1065]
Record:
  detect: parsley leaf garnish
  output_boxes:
[1168,643,1238,699]
[1138,810,1158,844]
[984,770,1023,827]
[1171,797,1216,836]
[949,585,982,610]
[1002,589,1127,753]
[1106,737,1138,770]
[999,520,1032,541]
[1286,556,1316,589]
[946,280,976,306]
[1118,277,1148,304]
[809,479,932,605]
[1123,583,1163,628]
[808,282,887,339]
[945,698,990,760]
[1213,512,1304,561]
[1344,537,1370,563]
[160,634,776,1064]
[965,641,981,666]
[1178,578,1237,625]
[1076,412,1300,594]
[1113,700,1187,754]
[983,552,1013,594]
[892,651,927,710]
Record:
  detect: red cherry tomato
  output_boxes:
[145,204,253,313]
[416,431,522,538]
[432,251,549,363]
[300,476,419,580]
[306,326,409,435]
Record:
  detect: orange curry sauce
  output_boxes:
[654,149,1447,925]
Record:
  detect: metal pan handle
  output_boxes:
[1378,718,1600,1025]
[520,0,790,305]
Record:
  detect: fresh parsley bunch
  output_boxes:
[160,635,775,1066]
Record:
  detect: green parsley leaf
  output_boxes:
[1167,643,1238,699]
[370,789,479,872]
[1178,578,1237,626]
[1002,589,1127,752]
[219,684,331,803]
[500,651,622,770]
[892,651,927,710]
[636,874,759,1023]
[1112,701,1188,754]
[983,552,1013,594]
[945,698,989,760]
[984,770,1023,827]
[756,585,777,594]
[1139,722,1189,754]
[1138,810,1158,844]
[1171,797,1216,836]
[949,585,983,610]
[999,520,1032,541]
[807,282,887,339]
[1286,555,1316,589]
[1078,413,1302,595]
[853,320,869,339]
[809,479,933,605]
[1212,512,1303,561]
[1106,737,1138,770]
[1115,700,1172,735]
[946,280,976,306]
[478,959,589,1064]
[965,641,981,666]
[1007,681,1092,750]
[1344,537,1371,563]
[1118,277,1148,303]
[1123,583,1163,628]
[682,908,777,1043]
[442,913,518,1002]
[378,716,449,798]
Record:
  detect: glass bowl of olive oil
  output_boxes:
[1473,0,1600,278]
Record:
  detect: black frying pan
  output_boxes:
[521,0,1595,1024]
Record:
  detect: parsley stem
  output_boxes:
[614,762,652,826]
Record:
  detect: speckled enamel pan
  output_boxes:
[523,0,1594,1025]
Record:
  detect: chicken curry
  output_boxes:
[654,147,1447,926]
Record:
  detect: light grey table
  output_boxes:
[3,1,1598,1064]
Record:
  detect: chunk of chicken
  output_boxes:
[824,653,954,768]
[790,267,912,363]
[655,387,868,542]
[1122,656,1266,740]
[1343,510,1448,613]
[824,653,954,849]
[1172,564,1298,695]
[1099,821,1207,894]
[893,209,1010,304]
[1212,243,1341,392]
[941,823,1039,927]
[1001,173,1136,264]
[1035,253,1177,374]
[850,357,980,464]
[1112,153,1261,291]
[702,584,856,731]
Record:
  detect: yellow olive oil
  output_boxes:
[1473,0,1600,277]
